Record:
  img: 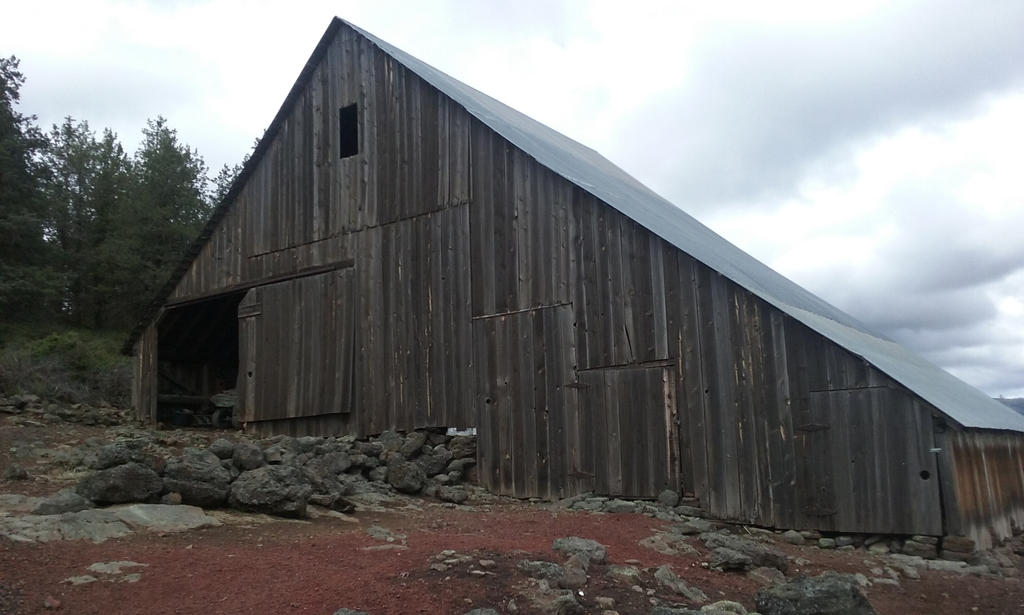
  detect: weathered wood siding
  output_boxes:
[474,305,579,499]
[131,323,159,423]
[236,268,357,422]
[143,20,954,536]
[944,430,1024,548]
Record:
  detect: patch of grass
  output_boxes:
[0,326,130,405]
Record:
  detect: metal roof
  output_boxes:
[348,20,1024,433]
[126,18,1024,433]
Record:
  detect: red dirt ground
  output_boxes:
[2,416,1024,614]
[2,505,1023,615]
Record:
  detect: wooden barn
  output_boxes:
[126,18,1024,547]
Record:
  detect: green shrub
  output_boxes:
[0,328,130,405]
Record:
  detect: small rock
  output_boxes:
[161,492,183,505]
[605,499,636,514]
[548,591,584,615]
[710,547,754,572]
[658,489,681,507]
[43,596,61,610]
[448,435,476,459]
[3,464,30,480]
[655,564,708,603]
[400,431,428,458]
[332,610,369,615]
[296,436,322,453]
[674,519,715,535]
[518,560,564,580]
[704,600,747,614]
[87,560,148,575]
[818,538,836,549]
[375,430,404,452]
[556,565,588,589]
[701,532,788,572]
[748,566,786,586]
[31,489,94,515]
[232,442,265,471]
[867,542,890,555]
[552,536,608,564]
[437,485,468,504]
[607,565,642,584]
[863,535,885,547]
[417,446,454,476]
[782,530,805,546]
[902,539,938,559]
[208,438,236,459]
[595,596,616,609]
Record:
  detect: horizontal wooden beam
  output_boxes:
[162,260,354,309]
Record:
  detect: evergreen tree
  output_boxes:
[108,117,212,323]
[0,56,59,321]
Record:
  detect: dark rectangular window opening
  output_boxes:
[339,104,358,159]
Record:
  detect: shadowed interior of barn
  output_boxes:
[125,18,1024,547]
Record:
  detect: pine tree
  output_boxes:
[0,56,60,322]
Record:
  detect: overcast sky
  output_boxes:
[4,0,1022,397]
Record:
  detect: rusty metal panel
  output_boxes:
[947,430,1024,548]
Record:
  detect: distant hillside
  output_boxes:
[996,397,1024,415]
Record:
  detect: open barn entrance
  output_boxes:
[156,292,246,427]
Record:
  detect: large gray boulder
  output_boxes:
[77,462,163,504]
[755,572,877,615]
[387,461,426,494]
[229,465,313,517]
[163,448,232,508]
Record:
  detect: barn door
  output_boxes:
[474,305,579,500]
[578,365,679,498]
[236,268,356,424]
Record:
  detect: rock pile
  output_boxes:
[73,429,478,518]
[0,394,129,426]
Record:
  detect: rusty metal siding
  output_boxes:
[946,430,1024,548]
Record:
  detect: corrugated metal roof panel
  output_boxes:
[349,20,1024,433]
